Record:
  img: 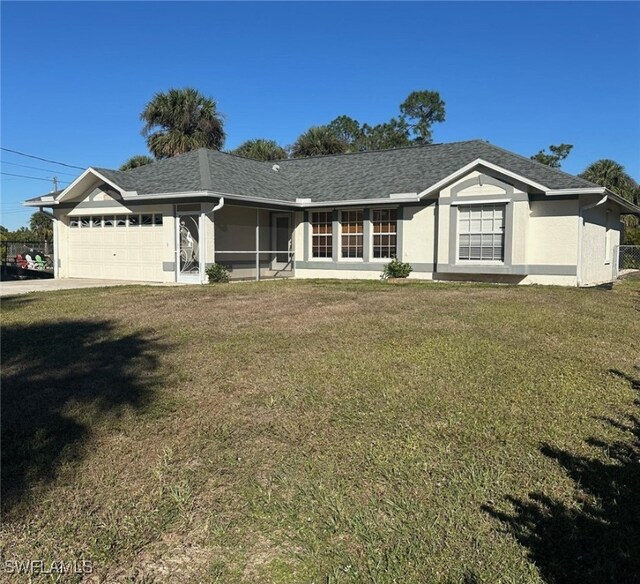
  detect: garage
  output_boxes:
[67,213,165,281]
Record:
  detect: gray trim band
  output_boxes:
[436,264,577,276]
[295,261,435,272]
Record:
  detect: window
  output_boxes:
[458,204,505,262]
[69,218,79,228]
[341,209,363,258]
[311,211,333,258]
[91,216,102,228]
[372,209,397,259]
[104,216,115,227]
[153,214,163,226]
[128,215,139,227]
[80,217,90,228]
[114,216,127,227]
[141,214,153,226]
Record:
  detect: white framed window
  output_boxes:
[128,214,139,227]
[311,211,333,258]
[91,216,102,228]
[372,208,397,259]
[458,204,505,262]
[69,218,79,228]
[340,209,364,259]
[80,217,90,228]
[141,214,154,226]
[154,214,163,226]
[114,215,127,227]
[103,216,115,227]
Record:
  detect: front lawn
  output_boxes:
[2,277,639,583]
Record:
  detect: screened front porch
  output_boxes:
[214,204,296,281]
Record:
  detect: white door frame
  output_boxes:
[176,211,205,283]
[271,213,292,271]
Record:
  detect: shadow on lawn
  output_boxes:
[1,319,164,519]
[484,367,640,583]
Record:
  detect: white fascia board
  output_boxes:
[417,158,549,198]
[450,198,511,206]
[54,167,135,202]
[303,196,419,208]
[545,187,605,196]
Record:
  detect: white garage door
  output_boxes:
[68,214,165,281]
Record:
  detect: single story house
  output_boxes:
[25,139,639,287]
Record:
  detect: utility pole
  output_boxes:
[52,176,58,192]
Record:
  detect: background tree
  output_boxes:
[399,90,446,144]
[360,118,411,150]
[120,155,154,171]
[141,87,225,158]
[531,144,573,168]
[231,139,288,161]
[29,211,53,241]
[327,115,364,151]
[291,126,348,158]
[579,159,637,202]
[0,225,8,242]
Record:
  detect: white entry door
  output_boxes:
[177,213,202,283]
[271,213,292,270]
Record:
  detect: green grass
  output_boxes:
[1,276,639,583]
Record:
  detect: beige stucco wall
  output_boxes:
[402,204,435,265]
[527,199,579,267]
[579,200,621,285]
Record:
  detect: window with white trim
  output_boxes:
[372,209,397,259]
[458,204,505,262]
[311,211,333,258]
[340,209,364,258]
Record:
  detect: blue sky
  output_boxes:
[1,1,639,229]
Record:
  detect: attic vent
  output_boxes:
[272,164,280,172]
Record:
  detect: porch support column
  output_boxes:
[255,208,260,281]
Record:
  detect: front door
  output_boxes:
[177,214,202,283]
[271,214,292,270]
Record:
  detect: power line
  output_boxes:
[1,160,77,176]
[0,147,85,170]
[0,171,72,183]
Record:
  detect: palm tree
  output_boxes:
[141,88,225,158]
[119,155,154,171]
[579,159,635,200]
[291,126,348,158]
[231,139,288,161]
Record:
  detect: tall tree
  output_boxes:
[327,115,364,150]
[29,211,53,241]
[291,126,348,158]
[141,88,225,158]
[531,144,573,168]
[360,118,411,150]
[231,139,288,161]
[399,90,446,144]
[120,155,154,171]
[579,159,637,201]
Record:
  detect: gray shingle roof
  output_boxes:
[92,139,598,204]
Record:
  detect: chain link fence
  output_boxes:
[617,245,640,272]
[1,240,54,278]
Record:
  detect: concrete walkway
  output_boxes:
[0,278,183,297]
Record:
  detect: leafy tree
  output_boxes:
[327,115,364,150]
[579,159,637,202]
[399,90,446,144]
[531,144,573,168]
[141,87,225,158]
[0,225,7,242]
[291,126,348,158]
[231,139,288,161]
[120,155,154,171]
[29,211,53,241]
[360,118,411,150]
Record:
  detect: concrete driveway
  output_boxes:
[0,278,182,297]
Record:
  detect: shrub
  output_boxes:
[205,263,230,283]
[381,257,413,279]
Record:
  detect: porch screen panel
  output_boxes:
[372,209,397,259]
[311,211,333,258]
[458,204,505,261]
[341,210,363,258]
